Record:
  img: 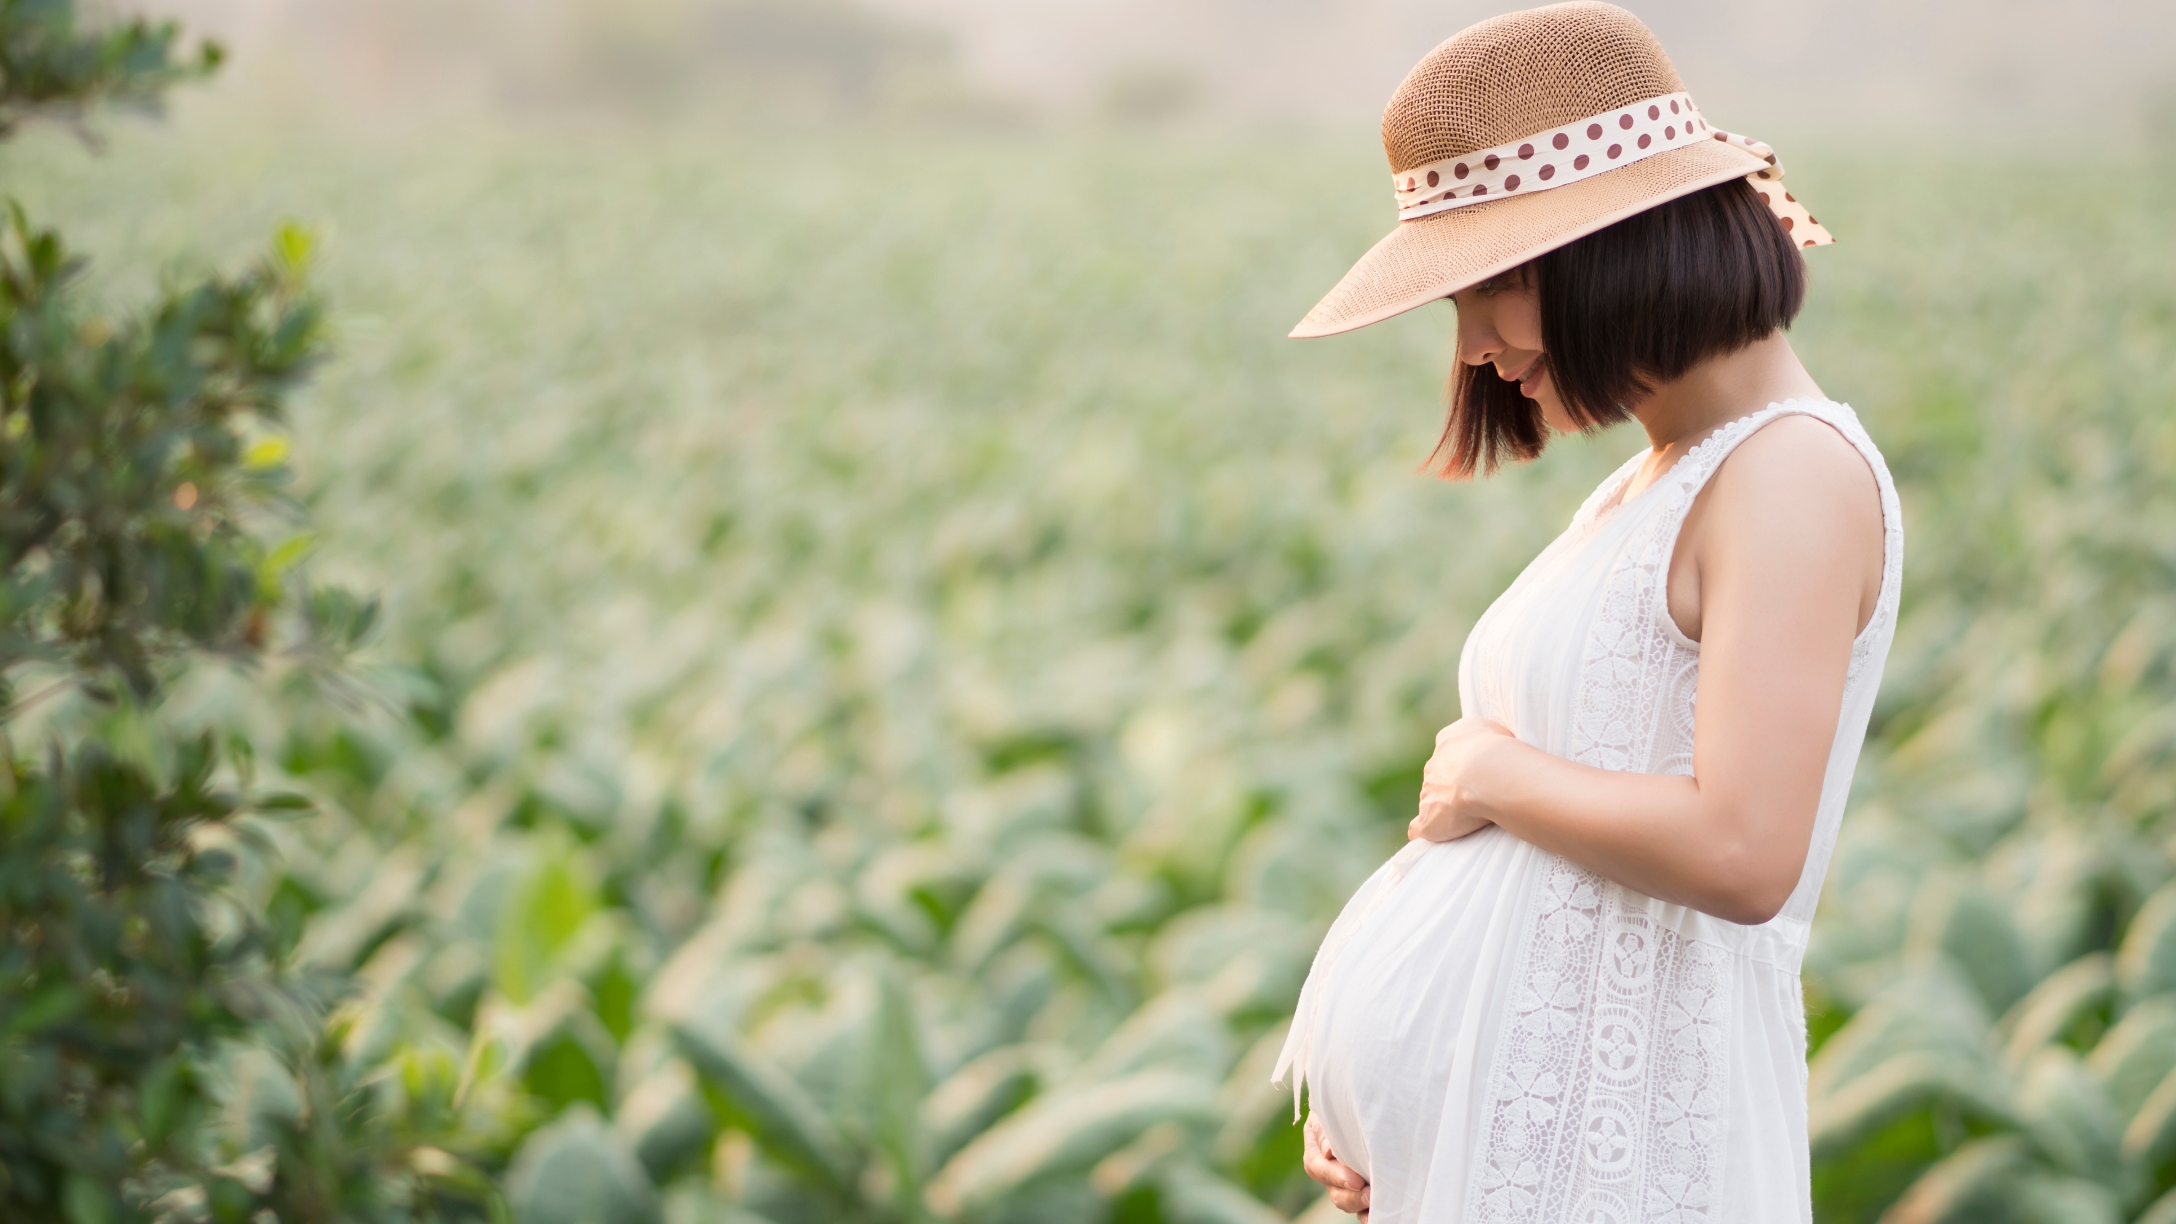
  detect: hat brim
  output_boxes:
[1291,139,1771,339]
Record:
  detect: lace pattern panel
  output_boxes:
[1562,410,1773,773]
[1470,858,1733,1224]
[1467,405,1825,1224]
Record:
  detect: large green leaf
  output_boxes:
[1908,878,2039,1017]
[464,980,618,1113]
[1157,1162,1288,1224]
[1212,1023,1299,1172]
[867,967,932,1202]
[2121,1065,2176,1182]
[1878,1135,2028,1224]
[2000,829,2112,975]
[1999,954,2115,1072]
[2014,1047,2129,1194]
[295,850,427,973]
[2011,1174,2122,1224]
[506,1105,662,1224]
[2087,996,2176,1121]
[1810,1052,2015,1162]
[923,1044,1047,1169]
[952,873,1037,975]
[1076,992,1233,1083]
[2119,883,2176,1004]
[496,839,602,1005]
[856,842,982,954]
[672,1020,853,1196]
[2136,1185,2176,1224]
[614,1060,716,1182]
[1811,970,1995,1104]
[925,1069,1220,1217]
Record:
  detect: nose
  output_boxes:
[1454,298,1502,368]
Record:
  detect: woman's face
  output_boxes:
[1451,270,1577,432]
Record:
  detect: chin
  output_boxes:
[1529,395,1576,433]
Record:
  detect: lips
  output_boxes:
[1500,355,1543,386]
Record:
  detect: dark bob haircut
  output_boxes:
[1435,177,1807,478]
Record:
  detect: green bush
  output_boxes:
[0,4,477,1220]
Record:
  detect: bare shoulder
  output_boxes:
[1707,412,1880,525]
[1697,410,1885,635]
[1674,409,1884,639]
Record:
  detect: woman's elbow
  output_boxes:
[1701,840,1803,926]
[1708,887,1789,927]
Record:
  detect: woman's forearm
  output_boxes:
[1473,736,1802,925]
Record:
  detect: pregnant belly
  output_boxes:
[1301,826,1545,1191]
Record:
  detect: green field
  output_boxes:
[12,106,2176,1222]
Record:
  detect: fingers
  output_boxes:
[1301,1134,1343,1187]
[1328,1183,1372,1214]
[1302,1117,1371,1202]
[1409,798,1451,842]
[1300,1118,1351,1188]
[1301,1119,1331,1182]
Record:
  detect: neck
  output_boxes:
[1631,332,1823,454]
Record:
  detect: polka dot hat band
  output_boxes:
[1391,91,1832,248]
[1290,3,1834,339]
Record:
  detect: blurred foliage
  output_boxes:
[0,4,483,1222]
[0,204,320,700]
[534,0,961,120]
[6,47,2176,1224]
[345,0,1001,126]
[0,0,220,136]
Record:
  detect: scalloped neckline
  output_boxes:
[1594,398,1839,522]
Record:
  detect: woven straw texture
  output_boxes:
[1293,1,1771,338]
[1384,2,1682,174]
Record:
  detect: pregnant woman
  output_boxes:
[1273,5,1900,1223]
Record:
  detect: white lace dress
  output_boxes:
[1274,400,1903,1224]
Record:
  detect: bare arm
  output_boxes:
[1410,417,1883,926]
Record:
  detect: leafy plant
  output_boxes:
[0,4,479,1221]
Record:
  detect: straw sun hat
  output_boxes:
[1293,1,1830,339]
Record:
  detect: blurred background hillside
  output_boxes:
[8,1,2176,1223]
[140,0,2176,141]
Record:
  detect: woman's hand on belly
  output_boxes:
[1408,717,1518,843]
[1302,1114,1372,1217]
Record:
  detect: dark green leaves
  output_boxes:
[0,0,221,137]
[0,204,327,702]
[0,6,444,1222]
[0,738,251,1218]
